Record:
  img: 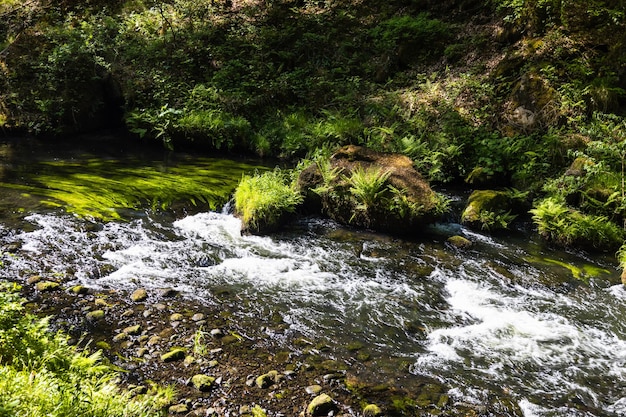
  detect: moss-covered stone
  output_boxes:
[191,374,215,392]
[123,324,141,335]
[306,393,336,416]
[130,288,148,302]
[160,347,186,362]
[298,145,443,237]
[86,309,105,321]
[70,285,89,295]
[255,370,279,389]
[36,281,60,292]
[461,189,523,231]
[363,404,383,417]
[446,235,472,249]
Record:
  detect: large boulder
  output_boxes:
[298,145,444,235]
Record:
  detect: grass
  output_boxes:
[234,169,304,233]
[531,197,624,249]
[0,281,175,416]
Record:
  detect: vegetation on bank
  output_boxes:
[0,281,175,416]
[1,1,626,255]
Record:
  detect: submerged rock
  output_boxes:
[447,235,472,249]
[298,145,443,236]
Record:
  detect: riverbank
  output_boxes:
[16,274,461,417]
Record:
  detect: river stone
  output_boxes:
[191,374,215,392]
[192,313,205,321]
[305,385,323,395]
[170,313,184,322]
[36,281,60,292]
[447,235,472,249]
[306,393,336,416]
[161,347,186,362]
[131,288,148,302]
[255,370,279,388]
[168,404,189,414]
[113,332,129,342]
[27,275,42,285]
[70,285,89,295]
[210,328,224,338]
[123,324,142,335]
[158,287,178,298]
[363,404,383,416]
[86,309,105,321]
[297,145,440,236]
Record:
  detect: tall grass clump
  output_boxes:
[531,197,624,249]
[0,282,175,417]
[234,169,303,234]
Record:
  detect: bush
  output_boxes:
[234,169,304,234]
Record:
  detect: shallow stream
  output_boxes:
[1,136,625,416]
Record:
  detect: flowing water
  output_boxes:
[1,137,625,416]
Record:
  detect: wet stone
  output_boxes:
[170,313,184,322]
[256,370,279,389]
[169,404,189,414]
[158,287,179,298]
[210,328,224,338]
[27,275,42,285]
[86,309,105,321]
[191,374,215,392]
[363,404,383,417]
[130,288,148,302]
[306,393,336,416]
[123,324,141,335]
[305,385,323,395]
[113,332,129,342]
[192,313,205,322]
[36,281,60,292]
[161,347,186,362]
[70,285,89,295]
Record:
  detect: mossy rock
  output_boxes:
[191,374,215,392]
[130,288,148,302]
[36,281,61,292]
[446,235,472,249]
[298,145,442,236]
[86,310,105,321]
[255,370,279,388]
[306,393,336,416]
[363,404,383,417]
[461,189,523,231]
[160,347,186,362]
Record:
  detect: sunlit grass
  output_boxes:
[0,282,175,416]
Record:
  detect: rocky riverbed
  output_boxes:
[18,275,464,417]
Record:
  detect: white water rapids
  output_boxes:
[1,210,626,416]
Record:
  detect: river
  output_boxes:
[1,136,625,416]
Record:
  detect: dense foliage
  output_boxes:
[2,0,626,253]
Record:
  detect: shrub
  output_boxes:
[234,169,304,234]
